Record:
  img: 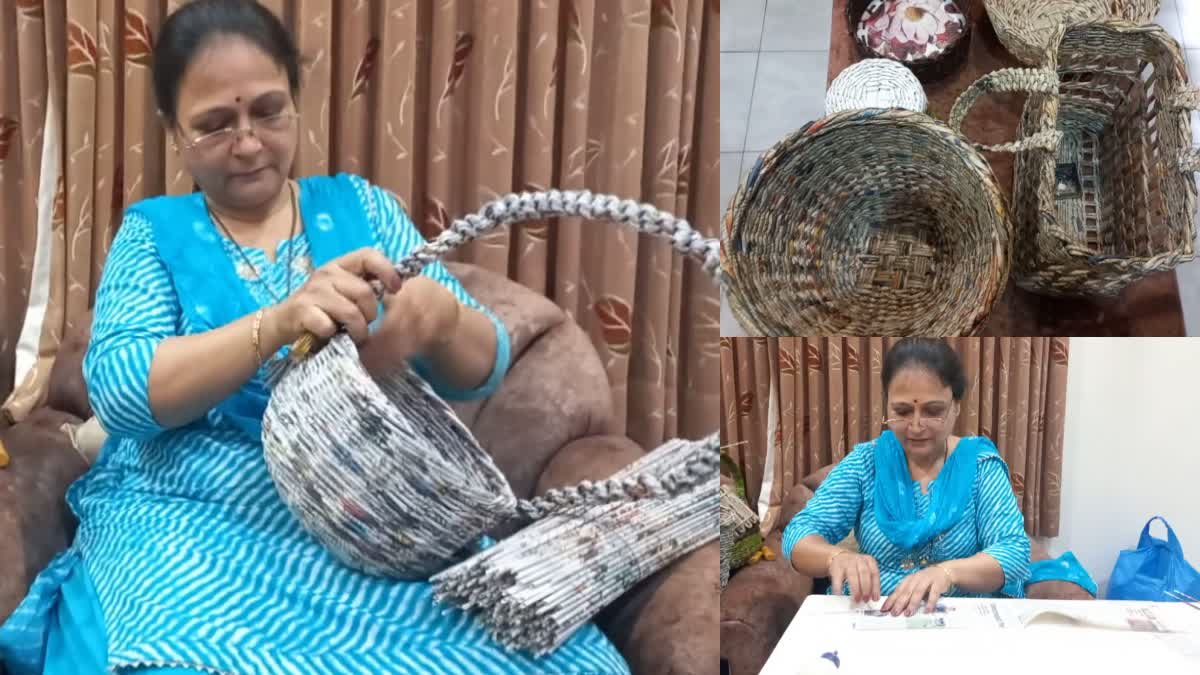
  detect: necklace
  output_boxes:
[206,180,298,305]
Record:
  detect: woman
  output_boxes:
[784,338,1031,617]
[0,1,628,673]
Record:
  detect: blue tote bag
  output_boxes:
[1107,516,1200,602]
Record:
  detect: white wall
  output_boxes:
[1044,338,1200,597]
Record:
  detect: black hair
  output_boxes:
[881,338,967,401]
[152,0,301,125]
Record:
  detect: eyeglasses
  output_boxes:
[883,410,951,432]
[180,111,300,152]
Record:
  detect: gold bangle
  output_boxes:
[252,308,266,368]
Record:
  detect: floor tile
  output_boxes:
[720,152,744,220]
[1185,50,1200,145]
[1159,0,1186,51]
[761,0,835,52]
[1178,0,1200,51]
[745,50,828,152]
[721,289,752,336]
[721,51,759,152]
[721,0,768,52]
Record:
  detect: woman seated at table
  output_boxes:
[784,338,1031,617]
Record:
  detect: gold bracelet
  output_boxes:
[252,308,266,368]
[827,548,849,572]
[935,563,955,589]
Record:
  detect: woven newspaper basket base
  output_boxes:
[262,334,517,579]
[431,436,718,655]
[1009,21,1198,298]
[984,0,1160,65]
[847,0,973,83]
[722,108,1011,336]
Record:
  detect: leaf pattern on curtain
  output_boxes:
[720,337,1070,536]
[0,0,720,449]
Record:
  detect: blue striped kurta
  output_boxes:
[782,437,1031,598]
[0,174,629,674]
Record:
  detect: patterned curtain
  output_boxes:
[719,337,1070,537]
[0,0,721,448]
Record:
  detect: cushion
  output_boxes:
[446,263,615,510]
[0,407,88,623]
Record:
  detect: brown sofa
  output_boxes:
[720,463,1093,675]
[0,262,716,675]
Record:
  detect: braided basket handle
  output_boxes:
[279,190,721,367]
[514,433,719,520]
[949,67,1064,153]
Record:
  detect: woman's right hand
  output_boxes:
[264,247,403,348]
[828,551,881,603]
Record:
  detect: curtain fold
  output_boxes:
[0,0,720,449]
[720,337,1069,537]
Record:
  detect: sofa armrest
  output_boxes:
[720,531,814,675]
[536,434,718,675]
[0,408,88,623]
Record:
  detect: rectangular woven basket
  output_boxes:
[1001,21,1198,297]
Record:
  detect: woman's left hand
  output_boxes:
[881,565,954,616]
[357,276,463,373]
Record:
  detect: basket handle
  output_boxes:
[272,190,722,377]
[513,433,719,520]
[949,68,1063,153]
[1165,89,1200,172]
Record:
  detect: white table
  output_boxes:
[759,594,1200,675]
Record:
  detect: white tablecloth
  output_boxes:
[759,594,1200,675]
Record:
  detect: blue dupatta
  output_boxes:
[129,173,375,440]
[872,430,1001,550]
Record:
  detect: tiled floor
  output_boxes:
[721,0,1200,336]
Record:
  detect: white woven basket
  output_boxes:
[826,58,928,115]
[262,190,721,579]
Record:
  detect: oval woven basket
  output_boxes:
[960,21,1198,297]
[262,190,721,579]
[984,0,1160,64]
[722,107,1041,336]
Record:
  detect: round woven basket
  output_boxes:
[262,191,721,579]
[722,107,1045,336]
[825,58,929,115]
[956,22,1198,297]
[847,0,974,82]
[984,0,1160,64]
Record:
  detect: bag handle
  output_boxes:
[1138,515,1184,556]
[948,68,1064,153]
[1165,89,1200,172]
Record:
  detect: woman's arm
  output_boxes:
[85,214,278,435]
[359,181,510,399]
[782,449,877,600]
[86,212,401,436]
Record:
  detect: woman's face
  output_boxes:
[170,35,297,213]
[885,367,958,458]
